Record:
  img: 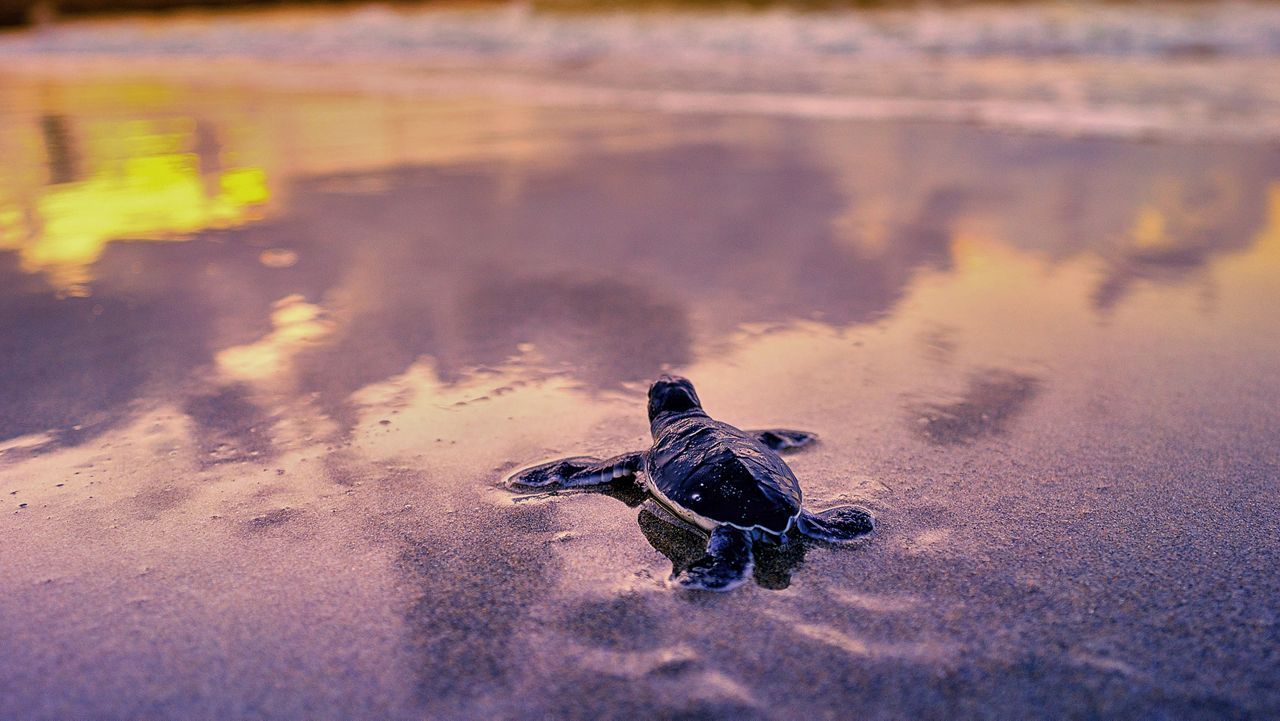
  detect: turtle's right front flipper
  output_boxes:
[671,525,754,592]
[748,429,818,452]
[797,505,874,543]
[505,452,643,490]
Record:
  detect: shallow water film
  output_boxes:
[3,9,1280,718]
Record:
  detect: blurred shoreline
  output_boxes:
[10,1,1280,58]
[6,0,1280,28]
[4,2,1280,143]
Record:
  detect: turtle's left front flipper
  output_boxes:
[671,525,753,592]
[748,429,818,452]
[506,452,642,490]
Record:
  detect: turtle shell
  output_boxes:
[645,416,802,535]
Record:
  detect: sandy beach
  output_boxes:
[1,4,1279,719]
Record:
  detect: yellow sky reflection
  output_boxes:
[0,116,270,290]
[0,76,701,292]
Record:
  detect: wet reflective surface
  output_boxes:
[2,71,1280,719]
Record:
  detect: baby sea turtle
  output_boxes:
[507,375,874,591]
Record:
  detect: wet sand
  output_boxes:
[2,7,1280,719]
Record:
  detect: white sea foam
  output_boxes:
[6,3,1280,60]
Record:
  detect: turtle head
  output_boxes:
[648,375,703,424]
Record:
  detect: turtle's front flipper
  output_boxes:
[797,506,874,543]
[671,525,753,592]
[506,452,642,490]
[749,429,818,452]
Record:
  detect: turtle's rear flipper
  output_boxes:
[671,525,753,592]
[797,506,874,543]
[505,452,642,490]
[749,429,818,452]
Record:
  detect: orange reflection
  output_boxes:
[1249,183,1280,262]
[216,295,333,383]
